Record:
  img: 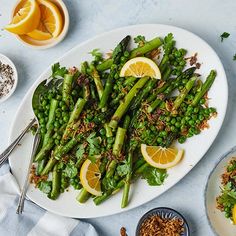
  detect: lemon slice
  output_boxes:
[5,0,41,35]
[120,57,161,79]
[232,204,236,224]
[141,144,184,169]
[27,21,52,40]
[27,0,63,39]
[80,159,102,196]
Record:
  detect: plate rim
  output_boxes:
[204,145,236,236]
[9,23,229,218]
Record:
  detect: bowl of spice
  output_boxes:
[136,207,190,236]
[0,54,18,103]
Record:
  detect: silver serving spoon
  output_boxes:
[16,77,63,214]
[0,77,63,167]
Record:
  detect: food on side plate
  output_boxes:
[216,158,236,223]
[29,34,217,208]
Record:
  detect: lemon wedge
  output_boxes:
[120,57,161,79]
[5,0,41,35]
[141,144,184,169]
[80,159,102,196]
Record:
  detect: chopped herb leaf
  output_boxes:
[220,32,230,42]
[163,33,175,54]
[142,166,167,186]
[76,144,85,159]
[51,62,67,78]
[102,177,117,191]
[64,161,78,178]
[134,35,146,47]
[233,54,236,61]
[117,160,129,177]
[38,181,52,194]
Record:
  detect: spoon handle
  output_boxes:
[16,131,40,214]
[0,118,36,167]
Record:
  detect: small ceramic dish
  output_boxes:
[13,0,69,49]
[205,146,236,236]
[0,53,18,103]
[135,207,190,236]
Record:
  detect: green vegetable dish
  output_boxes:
[30,33,217,208]
[216,158,236,222]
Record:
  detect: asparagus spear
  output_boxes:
[76,188,91,203]
[109,77,149,129]
[172,76,197,110]
[63,71,76,106]
[49,163,61,200]
[90,65,104,100]
[61,98,86,142]
[191,70,216,106]
[96,37,163,71]
[99,36,131,109]
[121,151,133,208]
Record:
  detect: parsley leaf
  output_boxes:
[134,35,146,47]
[64,161,78,178]
[220,32,230,42]
[76,144,85,160]
[51,62,67,78]
[86,132,102,160]
[102,177,117,191]
[163,33,175,54]
[38,181,52,194]
[89,49,103,61]
[233,54,236,61]
[142,166,167,186]
[117,161,129,177]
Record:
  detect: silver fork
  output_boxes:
[16,130,40,214]
[0,118,36,167]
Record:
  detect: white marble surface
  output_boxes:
[1,0,236,235]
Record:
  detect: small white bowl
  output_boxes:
[13,0,69,49]
[0,53,18,103]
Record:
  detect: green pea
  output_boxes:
[157,137,163,143]
[225,212,230,218]
[194,129,200,135]
[171,118,176,124]
[185,116,191,121]
[114,73,119,79]
[55,140,60,145]
[174,61,178,67]
[172,69,177,75]
[54,121,60,128]
[62,105,67,111]
[176,71,181,76]
[107,137,114,144]
[182,79,188,84]
[38,112,44,119]
[165,117,171,123]
[99,128,106,136]
[160,130,167,137]
[179,60,186,66]
[198,115,204,121]
[192,115,198,120]
[179,48,187,56]
[178,85,184,90]
[40,127,46,134]
[209,107,216,113]
[171,126,176,132]
[59,119,64,125]
[200,98,205,105]
[48,94,53,100]
[193,107,199,113]
[175,122,181,128]
[178,136,186,144]
[42,100,47,107]
[120,56,126,63]
[188,120,195,126]
[187,132,193,138]
[56,95,62,100]
[174,51,181,58]
[124,51,129,57]
[45,104,50,110]
[62,117,68,123]
[181,119,186,125]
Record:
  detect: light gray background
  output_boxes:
[1,0,236,235]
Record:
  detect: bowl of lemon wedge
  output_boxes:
[5,0,69,49]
